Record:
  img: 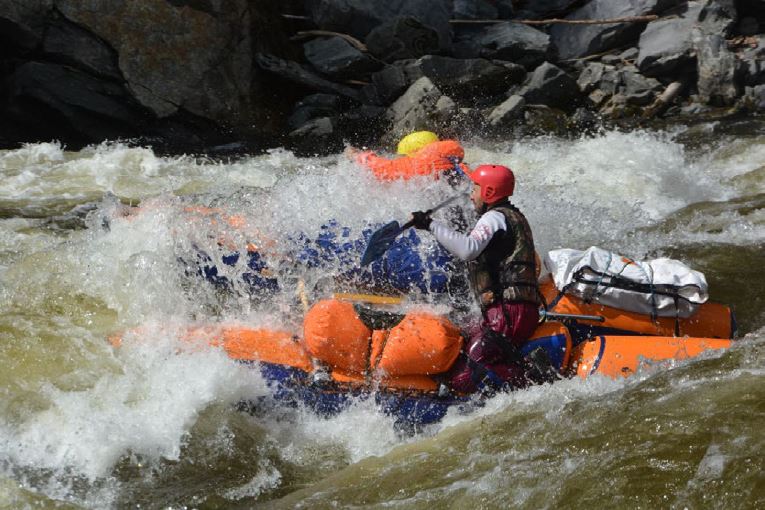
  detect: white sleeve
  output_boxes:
[428,210,507,261]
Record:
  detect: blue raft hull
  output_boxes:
[238,327,572,428]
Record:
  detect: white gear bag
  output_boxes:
[544,246,709,318]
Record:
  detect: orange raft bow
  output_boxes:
[354,140,471,181]
[304,299,463,391]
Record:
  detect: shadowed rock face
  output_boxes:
[1,0,764,153]
[550,0,684,60]
[0,0,304,150]
[56,0,252,121]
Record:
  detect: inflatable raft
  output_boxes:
[112,287,734,427]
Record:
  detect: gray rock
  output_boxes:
[56,0,253,121]
[744,85,765,111]
[588,89,610,107]
[513,0,579,19]
[620,67,662,105]
[487,95,526,127]
[697,0,737,37]
[305,0,452,45]
[338,105,389,145]
[288,117,342,156]
[291,116,334,137]
[578,63,606,93]
[386,76,443,140]
[366,16,443,61]
[600,93,633,118]
[5,62,149,142]
[693,30,739,106]
[523,104,569,135]
[41,12,122,80]
[288,106,334,131]
[433,95,458,124]
[370,66,410,104]
[740,41,765,86]
[637,1,703,77]
[256,53,361,101]
[364,61,427,105]
[520,62,582,111]
[599,66,622,96]
[550,0,684,60]
[419,55,526,100]
[478,22,553,69]
[619,47,639,61]
[304,37,379,79]
[297,94,346,110]
[287,94,345,130]
[0,0,52,54]
[740,59,764,88]
[453,0,498,19]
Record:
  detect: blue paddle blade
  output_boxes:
[361,220,402,266]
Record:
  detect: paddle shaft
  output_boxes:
[401,195,460,230]
[540,310,605,323]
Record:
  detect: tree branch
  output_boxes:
[449,15,659,25]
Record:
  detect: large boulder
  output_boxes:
[453,0,499,19]
[487,95,526,128]
[740,37,765,87]
[385,76,443,141]
[477,23,554,69]
[419,55,526,100]
[697,0,738,36]
[577,62,607,94]
[520,62,582,111]
[693,30,739,106]
[41,11,122,81]
[360,60,426,105]
[55,0,253,123]
[619,66,663,105]
[637,1,704,77]
[4,62,150,144]
[287,94,346,130]
[0,0,52,55]
[303,37,379,79]
[305,0,452,47]
[366,16,443,61]
[550,0,684,60]
[513,0,579,19]
[743,84,765,111]
[256,53,362,101]
[288,117,343,156]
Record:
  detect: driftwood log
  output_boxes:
[643,81,684,119]
[449,15,660,25]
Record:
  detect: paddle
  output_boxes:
[539,310,605,323]
[360,195,459,266]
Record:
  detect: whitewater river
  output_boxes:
[0,120,763,509]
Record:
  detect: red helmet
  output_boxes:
[469,164,515,204]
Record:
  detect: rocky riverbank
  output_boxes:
[1,0,763,154]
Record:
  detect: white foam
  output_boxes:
[0,329,262,481]
[0,129,762,502]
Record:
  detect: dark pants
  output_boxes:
[449,301,539,394]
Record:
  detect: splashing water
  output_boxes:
[0,122,763,508]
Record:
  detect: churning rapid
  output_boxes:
[1,121,763,508]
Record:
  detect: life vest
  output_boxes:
[469,202,540,307]
[355,140,471,181]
